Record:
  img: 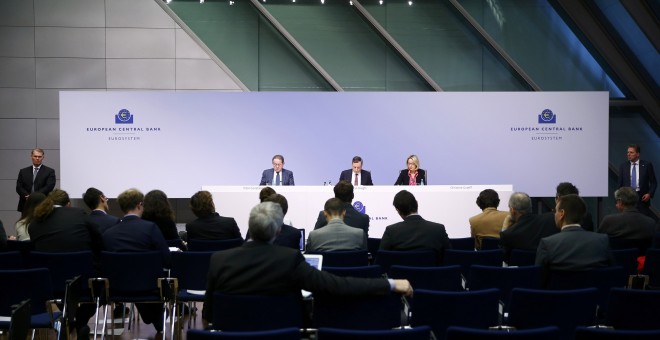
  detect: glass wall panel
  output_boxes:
[459,0,625,97]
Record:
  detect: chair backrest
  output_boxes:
[307,250,369,267]
[313,293,403,330]
[449,237,475,250]
[641,248,660,287]
[389,265,463,291]
[507,288,599,339]
[443,249,503,280]
[6,240,33,257]
[170,251,213,291]
[374,250,436,273]
[446,326,560,340]
[468,265,541,309]
[100,251,164,293]
[317,325,432,339]
[367,238,381,257]
[61,276,81,332]
[575,326,660,339]
[187,328,301,340]
[166,238,186,250]
[411,288,500,339]
[187,238,243,252]
[545,266,627,312]
[611,248,640,276]
[605,287,660,330]
[322,265,384,278]
[609,237,650,256]
[508,249,537,267]
[212,292,303,331]
[0,251,24,270]
[28,251,94,298]
[0,268,54,315]
[8,299,31,340]
[480,237,500,250]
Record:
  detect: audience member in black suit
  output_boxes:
[15,148,56,212]
[339,156,374,186]
[500,192,558,263]
[0,219,7,251]
[259,186,276,203]
[142,189,181,241]
[27,189,102,337]
[11,192,46,241]
[314,180,370,238]
[598,186,656,254]
[548,182,595,231]
[394,154,427,185]
[202,201,413,326]
[618,144,657,221]
[186,190,241,240]
[380,190,451,264]
[248,193,299,249]
[83,187,120,233]
[536,194,613,276]
[102,188,171,332]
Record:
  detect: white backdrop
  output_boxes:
[60,91,608,198]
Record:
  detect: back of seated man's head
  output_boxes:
[556,182,579,198]
[393,190,418,217]
[614,187,638,208]
[556,194,586,226]
[508,192,532,216]
[83,187,103,211]
[117,188,144,214]
[264,193,288,216]
[248,202,284,243]
[324,198,346,219]
[190,190,215,218]
[334,180,354,203]
[259,187,276,203]
[476,189,500,210]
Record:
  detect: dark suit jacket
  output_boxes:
[500,213,558,261]
[598,208,656,241]
[28,207,102,254]
[186,212,241,240]
[246,223,301,250]
[394,169,427,185]
[143,216,179,240]
[87,210,120,234]
[380,214,451,264]
[618,159,657,197]
[536,225,614,271]
[102,215,171,267]
[260,168,294,186]
[314,202,370,238]
[16,164,56,212]
[339,169,374,186]
[202,240,391,321]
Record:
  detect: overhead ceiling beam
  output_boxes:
[620,0,660,53]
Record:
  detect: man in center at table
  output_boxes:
[260,154,294,186]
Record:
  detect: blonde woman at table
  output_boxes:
[394,155,427,185]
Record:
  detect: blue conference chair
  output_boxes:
[317,325,431,339]
[480,237,501,250]
[374,250,436,274]
[443,249,503,282]
[449,237,475,250]
[446,326,560,340]
[468,265,542,311]
[323,265,384,278]
[641,248,660,288]
[28,251,95,300]
[313,293,403,330]
[8,299,31,340]
[575,326,660,339]
[507,249,536,267]
[187,327,301,340]
[389,265,463,291]
[611,248,640,276]
[169,251,213,328]
[187,238,243,252]
[212,293,303,331]
[605,287,660,330]
[0,251,24,270]
[307,250,369,267]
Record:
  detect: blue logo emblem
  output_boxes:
[115,109,133,124]
[538,109,556,124]
[353,201,366,214]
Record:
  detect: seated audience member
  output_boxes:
[536,194,613,274]
[259,186,276,202]
[247,194,299,249]
[142,189,181,241]
[547,182,595,231]
[339,156,374,186]
[27,189,102,337]
[380,190,450,264]
[83,187,120,233]
[469,189,508,249]
[314,181,369,238]
[186,190,241,240]
[394,154,427,185]
[307,198,367,252]
[102,188,171,332]
[11,192,46,241]
[500,192,557,263]
[202,202,413,325]
[598,186,655,252]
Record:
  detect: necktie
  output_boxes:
[354,173,358,186]
[276,172,281,186]
[631,163,637,190]
[32,167,39,192]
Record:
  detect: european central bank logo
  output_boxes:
[115,109,134,124]
[538,109,556,124]
[353,201,366,214]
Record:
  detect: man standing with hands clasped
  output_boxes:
[618,144,657,221]
[16,148,56,212]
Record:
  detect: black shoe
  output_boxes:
[77,325,90,339]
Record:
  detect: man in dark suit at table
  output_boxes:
[339,156,373,186]
[618,144,657,221]
[536,194,613,274]
[202,201,413,326]
[83,187,120,233]
[16,148,56,212]
[380,190,451,264]
[186,190,241,240]
[102,188,171,333]
[260,154,294,186]
[314,180,370,238]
